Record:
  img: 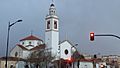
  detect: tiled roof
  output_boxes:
[59,40,73,46]
[17,44,28,50]
[20,35,42,41]
[17,44,46,51]
[30,44,46,50]
[0,57,24,61]
[27,56,48,62]
[79,59,95,62]
[74,58,102,62]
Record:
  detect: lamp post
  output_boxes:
[5,20,22,68]
[71,44,78,68]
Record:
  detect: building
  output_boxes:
[45,3,59,58]
[74,59,96,68]
[0,57,24,68]
[0,2,78,68]
[102,55,120,68]
[45,3,76,60]
[10,35,45,59]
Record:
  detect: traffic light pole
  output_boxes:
[89,33,120,68]
[94,34,120,39]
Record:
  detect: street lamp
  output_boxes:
[5,19,22,68]
[71,44,78,68]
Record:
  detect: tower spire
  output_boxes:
[49,0,56,15]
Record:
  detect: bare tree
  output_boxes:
[27,48,55,68]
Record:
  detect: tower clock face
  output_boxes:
[64,49,69,55]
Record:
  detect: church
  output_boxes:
[10,3,76,63]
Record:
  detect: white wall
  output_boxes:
[60,41,72,60]
[74,62,93,68]
[20,40,43,47]
[10,46,23,58]
[45,5,59,58]
[23,51,31,59]
[10,45,31,59]
[16,61,25,68]
[45,18,59,56]
[96,62,107,68]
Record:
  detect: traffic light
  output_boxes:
[90,32,94,41]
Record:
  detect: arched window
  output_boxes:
[54,21,57,29]
[29,41,31,45]
[37,42,40,45]
[10,64,14,68]
[15,52,18,57]
[22,42,24,45]
[64,49,69,55]
[47,21,50,29]
[36,64,39,68]
[25,65,29,68]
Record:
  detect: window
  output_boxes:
[47,21,50,29]
[22,42,24,45]
[10,64,14,68]
[37,42,40,45]
[29,42,31,45]
[36,64,39,68]
[64,49,69,55]
[25,65,29,68]
[15,52,18,57]
[54,21,57,29]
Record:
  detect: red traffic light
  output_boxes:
[90,32,94,41]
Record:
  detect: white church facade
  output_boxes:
[10,3,76,61]
[44,3,76,60]
[10,35,45,59]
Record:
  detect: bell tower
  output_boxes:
[45,3,59,57]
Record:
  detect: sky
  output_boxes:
[0,0,120,56]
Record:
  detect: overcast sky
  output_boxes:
[1,0,120,56]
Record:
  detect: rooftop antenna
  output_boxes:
[65,33,68,41]
[30,30,33,35]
